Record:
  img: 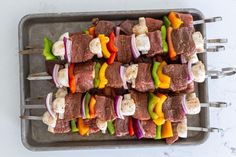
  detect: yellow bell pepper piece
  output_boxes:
[98,34,111,58]
[78,118,89,136]
[158,61,171,89]
[161,120,173,138]
[153,118,165,126]
[168,12,183,29]
[98,62,108,89]
[153,94,167,125]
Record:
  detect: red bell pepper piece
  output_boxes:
[68,63,76,93]
[107,32,118,64]
[129,117,134,136]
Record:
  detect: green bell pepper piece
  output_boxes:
[94,62,101,88]
[43,37,57,61]
[84,92,91,119]
[163,16,171,28]
[152,61,160,88]
[148,93,159,120]
[107,121,115,135]
[155,125,162,140]
[161,25,168,53]
[70,120,79,133]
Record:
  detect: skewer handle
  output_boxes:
[200,102,231,108]
[20,115,43,120]
[19,48,43,55]
[206,45,225,52]
[206,67,236,79]
[187,126,223,133]
[206,38,228,43]
[23,105,46,109]
[27,72,52,80]
[193,16,222,25]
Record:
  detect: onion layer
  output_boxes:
[114,96,124,119]
[53,64,60,87]
[133,118,144,139]
[120,66,128,89]
[187,61,194,84]
[45,92,56,118]
[131,34,141,59]
[81,95,86,119]
[63,37,72,63]
[115,26,121,36]
[181,94,188,114]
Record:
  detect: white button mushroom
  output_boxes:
[191,61,206,83]
[177,116,187,138]
[59,32,69,41]
[52,40,65,60]
[132,17,148,36]
[185,93,201,115]
[135,34,150,54]
[96,118,107,134]
[125,64,138,88]
[52,32,69,60]
[42,111,57,128]
[55,87,68,98]
[121,94,136,116]
[193,32,205,53]
[52,97,65,119]
[57,64,69,87]
[89,37,103,58]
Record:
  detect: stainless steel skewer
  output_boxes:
[206,67,236,79]
[19,38,227,55]
[26,67,236,81]
[187,126,223,133]
[22,101,230,110]
[19,115,223,133]
[192,16,222,25]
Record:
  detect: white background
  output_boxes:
[0,0,236,156]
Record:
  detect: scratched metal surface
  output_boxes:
[19,9,209,151]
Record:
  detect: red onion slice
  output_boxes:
[187,61,194,84]
[181,94,188,114]
[81,95,86,119]
[114,96,124,119]
[53,64,60,87]
[180,55,187,64]
[120,66,128,89]
[131,34,141,59]
[45,92,56,118]
[63,37,72,63]
[133,118,144,139]
[115,26,121,36]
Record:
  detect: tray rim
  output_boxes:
[19,8,209,151]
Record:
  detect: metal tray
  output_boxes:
[19,8,209,151]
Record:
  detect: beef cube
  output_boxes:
[105,62,123,88]
[70,33,94,63]
[64,93,82,121]
[135,63,155,92]
[131,90,150,120]
[94,95,117,121]
[74,61,95,93]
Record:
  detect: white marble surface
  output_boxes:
[0,0,236,156]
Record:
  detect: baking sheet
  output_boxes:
[19,8,209,151]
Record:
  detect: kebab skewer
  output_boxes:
[22,88,229,130]
[19,12,226,65]
[26,60,236,93]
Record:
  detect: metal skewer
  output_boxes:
[187,126,223,133]
[206,67,236,79]
[26,67,236,81]
[19,115,223,133]
[192,16,222,25]
[19,38,227,55]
